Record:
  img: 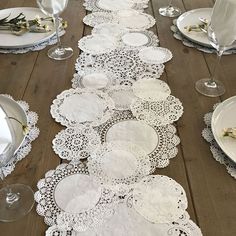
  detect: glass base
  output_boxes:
[0,184,35,222]
[48,45,73,60]
[159,6,182,17]
[195,78,225,97]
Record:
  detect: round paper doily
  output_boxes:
[88,141,150,186]
[132,175,188,223]
[133,78,171,101]
[95,110,180,170]
[131,95,184,126]
[50,88,115,127]
[72,68,117,90]
[83,12,117,27]
[52,125,101,161]
[138,47,173,64]
[35,163,117,231]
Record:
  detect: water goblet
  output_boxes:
[0,98,34,222]
[37,0,73,60]
[159,0,182,18]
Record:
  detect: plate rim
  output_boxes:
[0,7,55,49]
[176,7,212,47]
[211,95,236,163]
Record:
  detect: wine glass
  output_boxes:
[0,100,34,222]
[159,0,181,17]
[37,0,73,60]
[195,1,236,97]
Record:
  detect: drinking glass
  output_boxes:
[0,104,34,222]
[159,0,181,17]
[195,24,236,97]
[37,0,73,60]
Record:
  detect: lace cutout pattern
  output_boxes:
[0,95,40,177]
[131,95,184,126]
[202,104,236,179]
[52,125,101,161]
[94,110,180,171]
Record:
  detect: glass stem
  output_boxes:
[54,15,61,48]
[0,168,20,206]
[168,0,173,7]
[208,48,224,86]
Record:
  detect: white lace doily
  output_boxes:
[171,20,236,55]
[115,10,156,30]
[131,95,184,126]
[0,30,65,54]
[78,34,118,54]
[84,0,147,12]
[132,175,187,223]
[0,95,39,178]
[138,46,173,64]
[72,68,117,90]
[52,125,101,161]
[120,30,159,48]
[107,85,136,110]
[88,141,150,186]
[92,23,128,39]
[83,12,118,28]
[75,48,165,84]
[50,88,115,127]
[45,209,202,236]
[202,104,236,179]
[35,163,117,231]
[133,78,171,101]
[95,110,180,170]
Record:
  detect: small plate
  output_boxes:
[211,96,236,163]
[176,8,212,47]
[0,7,55,48]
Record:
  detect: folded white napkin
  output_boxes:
[211,0,236,46]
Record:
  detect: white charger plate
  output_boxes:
[176,8,212,47]
[211,96,236,163]
[0,7,55,48]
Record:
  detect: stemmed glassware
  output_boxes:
[159,0,181,17]
[37,0,73,60]
[195,0,236,97]
[0,100,34,222]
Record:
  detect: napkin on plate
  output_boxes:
[211,0,236,46]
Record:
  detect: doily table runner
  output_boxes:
[202,104,236,178]
[1,95,39,177]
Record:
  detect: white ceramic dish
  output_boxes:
[176,8,212,47]
[212,96,236,163]
[0,7,55,48]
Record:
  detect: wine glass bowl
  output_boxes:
[36,0,73,60]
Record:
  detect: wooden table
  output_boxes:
[0,0,236,235]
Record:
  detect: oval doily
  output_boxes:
[88,141,151,186]
[72,68,117,90]
[78,34,118,54]
[132,175,188,223]
[138,46,173,64]
[0,95,40,178]
[120,30,159,48]
[75,48,165,83]
[131,95,184,126]
[83,0,147,12]
[50,88,115,127]
[115,10,156,30]
[107,85,136,110]
[133,78,171,101]
[52,125,101,161]
[94,110,180,170]
[83,12,118,28]
[34,163,117,231]
[92,23,129,39]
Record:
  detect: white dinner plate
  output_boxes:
[0,7,55,48]
[211,96,236,163]
[176,8,212,47]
